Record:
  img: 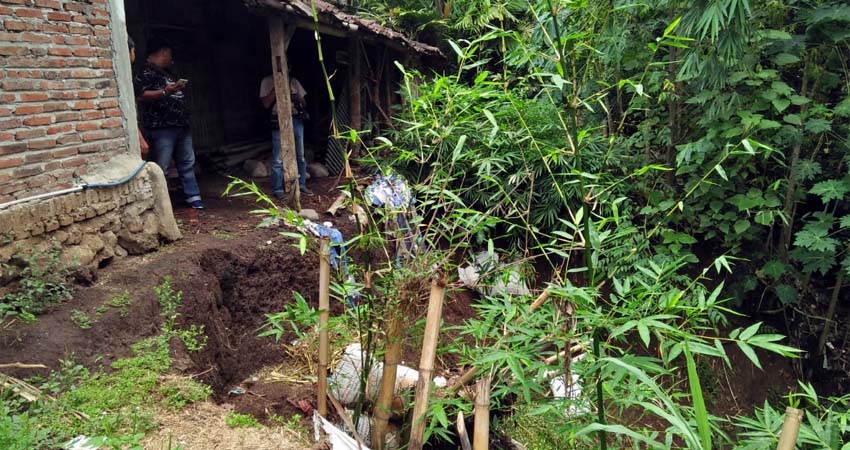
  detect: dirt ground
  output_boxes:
[0,171,802,449]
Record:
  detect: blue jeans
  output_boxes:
[148,127,202,203]
[270,117,307,195]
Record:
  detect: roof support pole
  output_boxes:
[268,17,300,206]
[347,37,362,168]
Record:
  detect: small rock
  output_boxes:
[117,230,158,255]
[243,159,269,178]
[307,162,329,178]
[299,208,320,221]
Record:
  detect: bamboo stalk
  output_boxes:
[776,407,803,450]
[450,289,552,392]
[543,342,589,365]
[473,376,491,450]
[817,269,844,356]
[372,311,403,450]
[457,411,472,450]
[317,239,331,417]
[408,273,447,450]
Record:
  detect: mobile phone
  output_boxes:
[177,79,189,86]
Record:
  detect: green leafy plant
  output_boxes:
[70,309,93,330]
[225,412,261,429]
[2,248,72,322]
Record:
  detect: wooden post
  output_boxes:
[317,239,331,416]
[268,18,300,206]
[776,407,803,450]
[372,311,403,450]
[473,376,491,450]
[408,273,447,450]
[347,38,362,169]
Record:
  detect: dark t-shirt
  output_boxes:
[133,62,190,130]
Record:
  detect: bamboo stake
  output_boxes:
[317,239,331,417]
[456,411,472,450]
[776,407,803,450]
[0,363,47,369]
[450,289,552,392]
[327,391,369,449]
[408,273,447,450]
[473,376,491,450]
[372,311,403,450]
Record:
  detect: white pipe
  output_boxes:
[0,186,85,211]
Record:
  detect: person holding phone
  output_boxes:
[133,40,204,209]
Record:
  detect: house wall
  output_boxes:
[0,0,180,282]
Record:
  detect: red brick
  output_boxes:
[68,24,92,35]
[20,32,51,43]
[46,12,71,21]
[72,15,88,24]
[0,118,21,130]
[81,110,103,120]
[34,0,62,10]
[14,8,43,19]
[0,6,13,15]
[61,156,87,167]
[72,47,95,57]
[47,123,72,135]
[75,121,100,131]
[0,157,24,169]
[0,142,25,155]
[54,112,81,123]
[96,99,117,109]
[42,102,68,112]
[0,107,11,117]
[15,128,46,140]
[81,130,107,141]
[2,20,33,32]
[47,47,72,56]
[39,23,67,33]
[76,90,98,99]
[1,79,33,90]
[50,147,77,158]
[0,46,28,56]
[57,133,81,145]
[15,104,43,115]
[92,59,112,69]
[26,137,55,149]
[104,108,121,118]
[89,18,108,26]
[1,0,29,5]
[0,93,15,103]
[102,118,122,129]
[70,69,96,78]
[19,92,48,102]
[25,150,53,163]
[0,31,22,42]
[13,164,43,177]
[64,2,86,12]
[0,131,12,141]
[71,100,95,110]
[23,116,52,126]
[64,36,88,45]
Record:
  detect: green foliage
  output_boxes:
[1,249,72,323]
[156,276,207,352]
[70,310,93,330]
[225,412,260,429]
[0,280,210,448]
[107,291,134,318]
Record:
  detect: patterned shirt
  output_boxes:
[133,62,190,130]
[259,75,308,130]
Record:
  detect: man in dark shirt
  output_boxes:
[133,41,204,209]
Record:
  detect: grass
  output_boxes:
[70,310,94,329]
[225,412,261,429]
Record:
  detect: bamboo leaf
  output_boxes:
[685,342,712,450]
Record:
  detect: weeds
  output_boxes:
[107,291,134,318]
[225,412,261,429]
[1,249,72,323]
[70,310,93,329]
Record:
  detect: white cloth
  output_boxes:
[259,75,307,100]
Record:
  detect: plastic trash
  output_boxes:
[330,343,446,407]
[313,411,372,450]
[228,387,246,395]
[63,436,103,450]
[549,372,591,417]
[458,251,530,296]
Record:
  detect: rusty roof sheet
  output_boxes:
[245,0,442,57]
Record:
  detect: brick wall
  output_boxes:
[0,0,128,204]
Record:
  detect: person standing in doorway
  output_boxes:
[127,37,149,159]
[134,40,204,209]
[259,70,312,198]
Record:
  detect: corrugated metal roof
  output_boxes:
[245,0,442,57]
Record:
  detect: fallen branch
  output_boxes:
[0,363,48,369]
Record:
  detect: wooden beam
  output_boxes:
[348,38,362,161]
[268,17,300,206]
